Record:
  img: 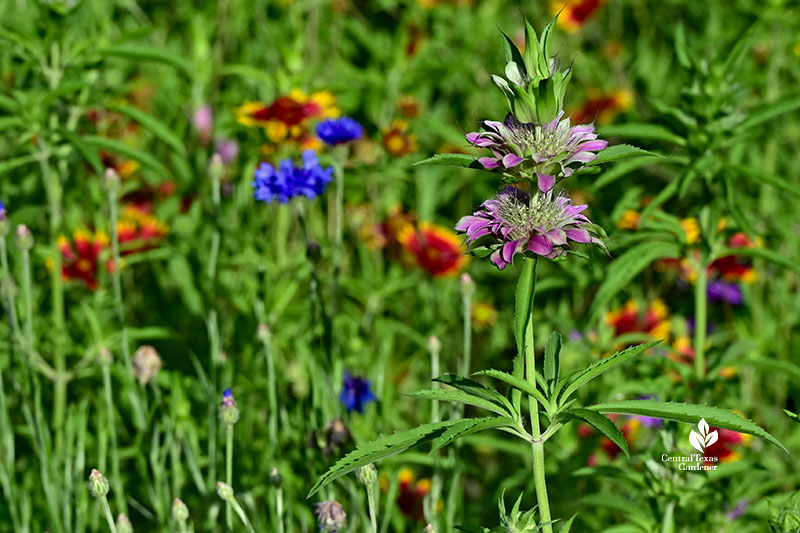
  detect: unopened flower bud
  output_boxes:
[424,525,438,533]
[459,273,475,297]
[14,224,33,251]
[315,500,347,532]
[132,345,162,386]
[356,464,377,486]
[210,153,224,175]
[219,389,240,426]
[269,467,283,488]
[171,498,190,523]
[98,347,113,366]
[88,469,109,498]
[427,335,441,355]
[257,323,271,344]
[216,481,234,501]
[306,241,322,263]
[116,514,132,533]
[104,168,120,194]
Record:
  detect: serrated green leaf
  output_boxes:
[783,410,800,425]
[544,331,561,386]
[587,400,786,452]
[307,420,461,497]
[99,44,191,75]
[473,369,551,414]
[434,374,517,418]
[559,514,578,533]
[413,153,482,169]
[738,96,800,131]
[599,124,686,146]
[515,258,537,356]
[430,416,516,453]
[588,144,658,166]
[558,408,629,458]
[589,242,680,320]
[408,389,511,418]
[106,103,186,155]
[559,341,662,404]
[81,136,170,176]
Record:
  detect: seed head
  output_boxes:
[132,345,162,386]
[315,500,347,532]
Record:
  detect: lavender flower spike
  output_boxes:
[466,112,607,192]
[456,186,604,270]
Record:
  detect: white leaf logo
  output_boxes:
[689,418,718,453]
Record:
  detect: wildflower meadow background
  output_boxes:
[2,0,800,531]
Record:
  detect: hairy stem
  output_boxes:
[694,261,708,379]
[226,424,234,531]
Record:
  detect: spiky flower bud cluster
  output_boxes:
[116,514,132,533]
[219,388,240,426]
[88,469,110,498]
[216,481,234,501]
[356,464,377,486]
[14,224,33,251]
[172,498,190,523]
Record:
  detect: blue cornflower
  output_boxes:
[339,373,376,414]
[316,117,363,145]
[252,150,333,204]
[0,201,6,220]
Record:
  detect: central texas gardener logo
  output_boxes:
[689,418,718,453]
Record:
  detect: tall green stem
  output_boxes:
[693,261,708,379]
[225,424,234,531]
[98,495,118,533]
[521,258,551,532]
[366,483,378,533]
[107,179,145,436]
[101,360,125,512]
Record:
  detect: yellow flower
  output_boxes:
[471,301,498,331]
[680,218,700,244]
[617,210,640,230]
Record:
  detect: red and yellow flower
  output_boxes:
[382,120,418,157]
[605,299,671,341]
[570,88,632,125]
[58,229,109,290]
[553,0,606,33]
[398,222,468,278]
[705,428,752,464]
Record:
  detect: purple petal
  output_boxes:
[527,234,554,256]
[501,240,518,264]
[537,173,555,192]
[478,157,500,169]
[490,249,508,270]
[547,228,567,245]
[575,140,608,152]
[502,153,524,168]
[565,228,591,243]
[466,132,497,147]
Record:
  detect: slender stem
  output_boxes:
[107,185,145,434]
[99,496,118,533]
[330,145,346,321]
[276,486,285,533]
[366,483,378,533]
[693,261,708,379]
[427,338,441,527]
[260,327,279,444]
[521,259,552,532]
[228,496,256,533]
[226,425,234,530]
[101,363,125,511]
